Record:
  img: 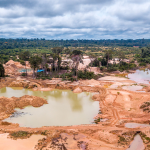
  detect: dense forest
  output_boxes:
[1,38,150,80]
[0,38,150,65]
[0,38,149,49]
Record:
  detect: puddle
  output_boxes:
[18,68,32,73]
[127,69,150,84]
[126,134,144,150]
[122,85,143,92]
[1,87,99,127]
[125,123,150,128]
[0,133,45,150]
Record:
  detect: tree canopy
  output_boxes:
[0,64,5,77]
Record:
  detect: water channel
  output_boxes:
[0,87,99,127]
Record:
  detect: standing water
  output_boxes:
[126,134,144,150]
[127,69,150,84]
[0,87,99,127]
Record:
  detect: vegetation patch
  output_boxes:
[10,131,31,139]
[140,101,150,113]
[140,132,150,144]
[117,131,135,146]
[41,130,48,135]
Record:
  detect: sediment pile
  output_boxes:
[0,95,48,120]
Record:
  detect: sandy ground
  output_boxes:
[1,76,150,149]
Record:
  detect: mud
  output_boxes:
[1,76,150,149]
[0,95,47,120]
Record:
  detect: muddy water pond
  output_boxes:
[126,134,144,150]
[127,69,150,84]
[125,123,150,128]
[122,85,144,92]
[0,87,99,127]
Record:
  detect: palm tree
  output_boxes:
[88,52,96,72]
[105,49,113,68]
[19,51,30,76]
[52,47,63,72]
[29,55,42,79]
[71,50,83,80]
[41,53,47,76]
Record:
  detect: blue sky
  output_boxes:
[0,0,150,39]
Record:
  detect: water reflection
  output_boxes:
[127,69,150,84]
[0,87,6,93]
[126,134,144,150]
[1,87,99,127]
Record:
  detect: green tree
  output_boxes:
[52,47,63,72]
[71,50,83,80]
[41,53,47,76]
[118,51,125,61]
[29,55,42,78]
[0,64,5,77]
[88,53,96,71]
[19,51,30,76]
[105,49,113,68]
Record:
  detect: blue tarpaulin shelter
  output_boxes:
[37,69,44,73]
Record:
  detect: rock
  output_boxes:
[73,87,82,93]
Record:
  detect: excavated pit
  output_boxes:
[1,87,99,127]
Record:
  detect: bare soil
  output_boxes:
[1,76,150,149]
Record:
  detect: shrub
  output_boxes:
[68,77,76,82]
[107,66,118,72]
[119,62,137,72]
[5,75,10,77]
[10,131,30,139]
[100,66,105,71]
[55,75,59,78]
[21,73,26,76]
[139,62,146,66]
[94,74,104,80]
[77,70,94,80]
[41,77,46,80]
[46,77,52,80]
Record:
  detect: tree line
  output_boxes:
[0,38,149,49]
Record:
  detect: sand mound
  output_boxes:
[73,87,82,93]
[0,95,47,120]
[80,79,100,86]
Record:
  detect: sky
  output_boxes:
[0,0,150,39]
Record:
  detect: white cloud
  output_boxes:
[0,0,150,39]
